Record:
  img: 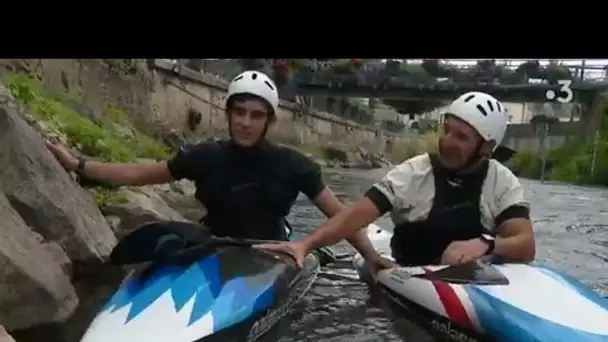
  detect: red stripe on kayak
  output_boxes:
[422,267,473,330]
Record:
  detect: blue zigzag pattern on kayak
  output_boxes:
[101,254,276,331]
[465,285,608,341]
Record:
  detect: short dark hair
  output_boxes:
[226,93,275,117]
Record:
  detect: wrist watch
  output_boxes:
[74,156,87,176]
[479,234,495,255]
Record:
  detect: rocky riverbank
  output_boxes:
[0,77,212,341]
[0,64,393,341]
[298,145,393,170]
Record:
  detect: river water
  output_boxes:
[278,167,608,342]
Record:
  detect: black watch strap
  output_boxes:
[484,239,495,255]
[481,235,495,255]
[75,156,87,175]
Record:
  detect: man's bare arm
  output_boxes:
[302,197,382,252]
[494,218,535,262]
[312,188,383,261]
[47,139,176,186]
[78,161,174,186]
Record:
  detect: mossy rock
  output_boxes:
[2,73,172,206]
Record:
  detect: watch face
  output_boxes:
[482,234,495,241]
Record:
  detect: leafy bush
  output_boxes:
[391,131,439,163]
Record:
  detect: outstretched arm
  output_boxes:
[79,161,173,186]
[46,140,207,186]
[294,156,385,260]
[46,139,174,186]
[303,197,382,252]
[312,188,383,261]
[301,157,417,253]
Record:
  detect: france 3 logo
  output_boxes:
[544,80,573,104]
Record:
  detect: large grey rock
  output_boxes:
[0,192,78,330]
[151,181,206,222]
[42,241,73,276]
[0,84,117,263]
[102,186,189,236]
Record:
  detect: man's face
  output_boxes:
[438,115,484,170]
[228,98,273,147]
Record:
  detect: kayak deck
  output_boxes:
[81,246,319,342]
[354,225,608,342]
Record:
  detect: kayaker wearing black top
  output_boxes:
[257,91,536,275]
[45,70,382,261]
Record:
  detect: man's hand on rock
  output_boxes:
[45,139,78,171]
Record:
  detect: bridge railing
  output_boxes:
[291,68,605,89]
[177,59,608,91]
[161,59,383,127]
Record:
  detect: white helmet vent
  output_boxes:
[227,70,280,114]
[232,72,276,92]
[463,93,503,117]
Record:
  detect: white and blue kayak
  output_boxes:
[355,225,608,342]
[79,222,325,342]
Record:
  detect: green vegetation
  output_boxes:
[3,73,170,206]
[390,131,439,163]
[507,97,608,186]
[507,137,608,185]
[288,143,325,160]
[346,98,374,125]
[382,119,406,134]
[88,187,129,208]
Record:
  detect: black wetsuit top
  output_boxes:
[166,140,325,241]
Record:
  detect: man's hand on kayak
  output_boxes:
[440,238,489,265]
[368,256,399,281]
[254,241,309,268]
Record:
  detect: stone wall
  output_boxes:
[148,59,394,152]
[0,59,396,154]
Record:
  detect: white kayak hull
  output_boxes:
[356,225,608,342]
[79,224,321,342]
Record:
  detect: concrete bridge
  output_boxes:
[149,59,401,155]
[286,68,608,141]
[291,70,607,104]
[174,59,608,151]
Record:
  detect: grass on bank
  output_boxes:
[282,130,440,167]
[390,131,439,163]
[508,140,608,186]
[3,73,171,207]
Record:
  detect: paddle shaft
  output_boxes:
[209,236,337,265]
[154,234,337,266]
[210,236,288,246]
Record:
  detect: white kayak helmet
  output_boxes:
[443,91,508,151]
[227,70,279,115]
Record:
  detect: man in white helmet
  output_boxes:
[257,91,536,274]
[44,70,378,256]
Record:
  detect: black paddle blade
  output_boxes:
[110,221,210,265]
[417,259,510,285]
